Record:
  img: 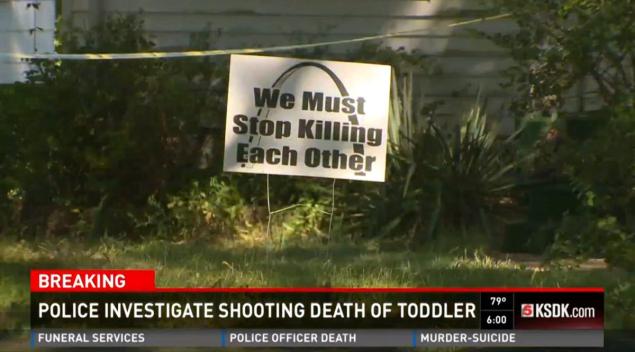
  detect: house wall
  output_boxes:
[59,0,600,129]
[0,0,55,83]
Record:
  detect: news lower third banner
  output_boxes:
[30,270,604,348]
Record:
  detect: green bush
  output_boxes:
[502,108,635,257]
[549,214,634,269]
[0,15,227,236]
[487,0,635,113]
[541,108,635,268]
[274,196,332,243]
[480,1,635,260]
[136,177,252,239]
[561,109,635,229]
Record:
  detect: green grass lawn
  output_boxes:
[1,235,633,350]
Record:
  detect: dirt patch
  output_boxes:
[490,252,608,270]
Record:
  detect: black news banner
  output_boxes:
[31,270,604,348]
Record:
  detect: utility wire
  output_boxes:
[0,14,511,61]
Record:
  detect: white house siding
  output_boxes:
[60,0,601,129]
[0,0,55,83]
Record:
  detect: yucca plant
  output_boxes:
[380,89,527,242]
[403,102,526,241]
[348,72,526,242]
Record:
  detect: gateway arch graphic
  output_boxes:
[255,61,361,131]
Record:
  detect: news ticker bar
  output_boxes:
[30,269,605,344]
[31,329,603,348]
[31,291,605,330]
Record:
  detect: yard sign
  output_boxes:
[223,54,391,182]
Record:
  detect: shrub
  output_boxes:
[486,0,635,112]
[543,107,635,268]
[144,177,251,239]
[549,214,634,269]
[0,14,228,236]
[561,108,635,229]
[481,1,635,260]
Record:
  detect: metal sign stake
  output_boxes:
[265,174,336,246]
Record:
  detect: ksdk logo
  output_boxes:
[521,304,534,317]
[520,303,571,318]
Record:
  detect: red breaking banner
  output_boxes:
[30,269,604,293]
[30,269,155,292]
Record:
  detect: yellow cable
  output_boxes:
[0,14,511,61]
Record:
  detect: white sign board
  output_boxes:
[223,54,391,182]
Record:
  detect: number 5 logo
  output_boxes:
[521,304,534,318]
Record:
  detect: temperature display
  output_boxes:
[481,293,514,330]
[481,293,513,310]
